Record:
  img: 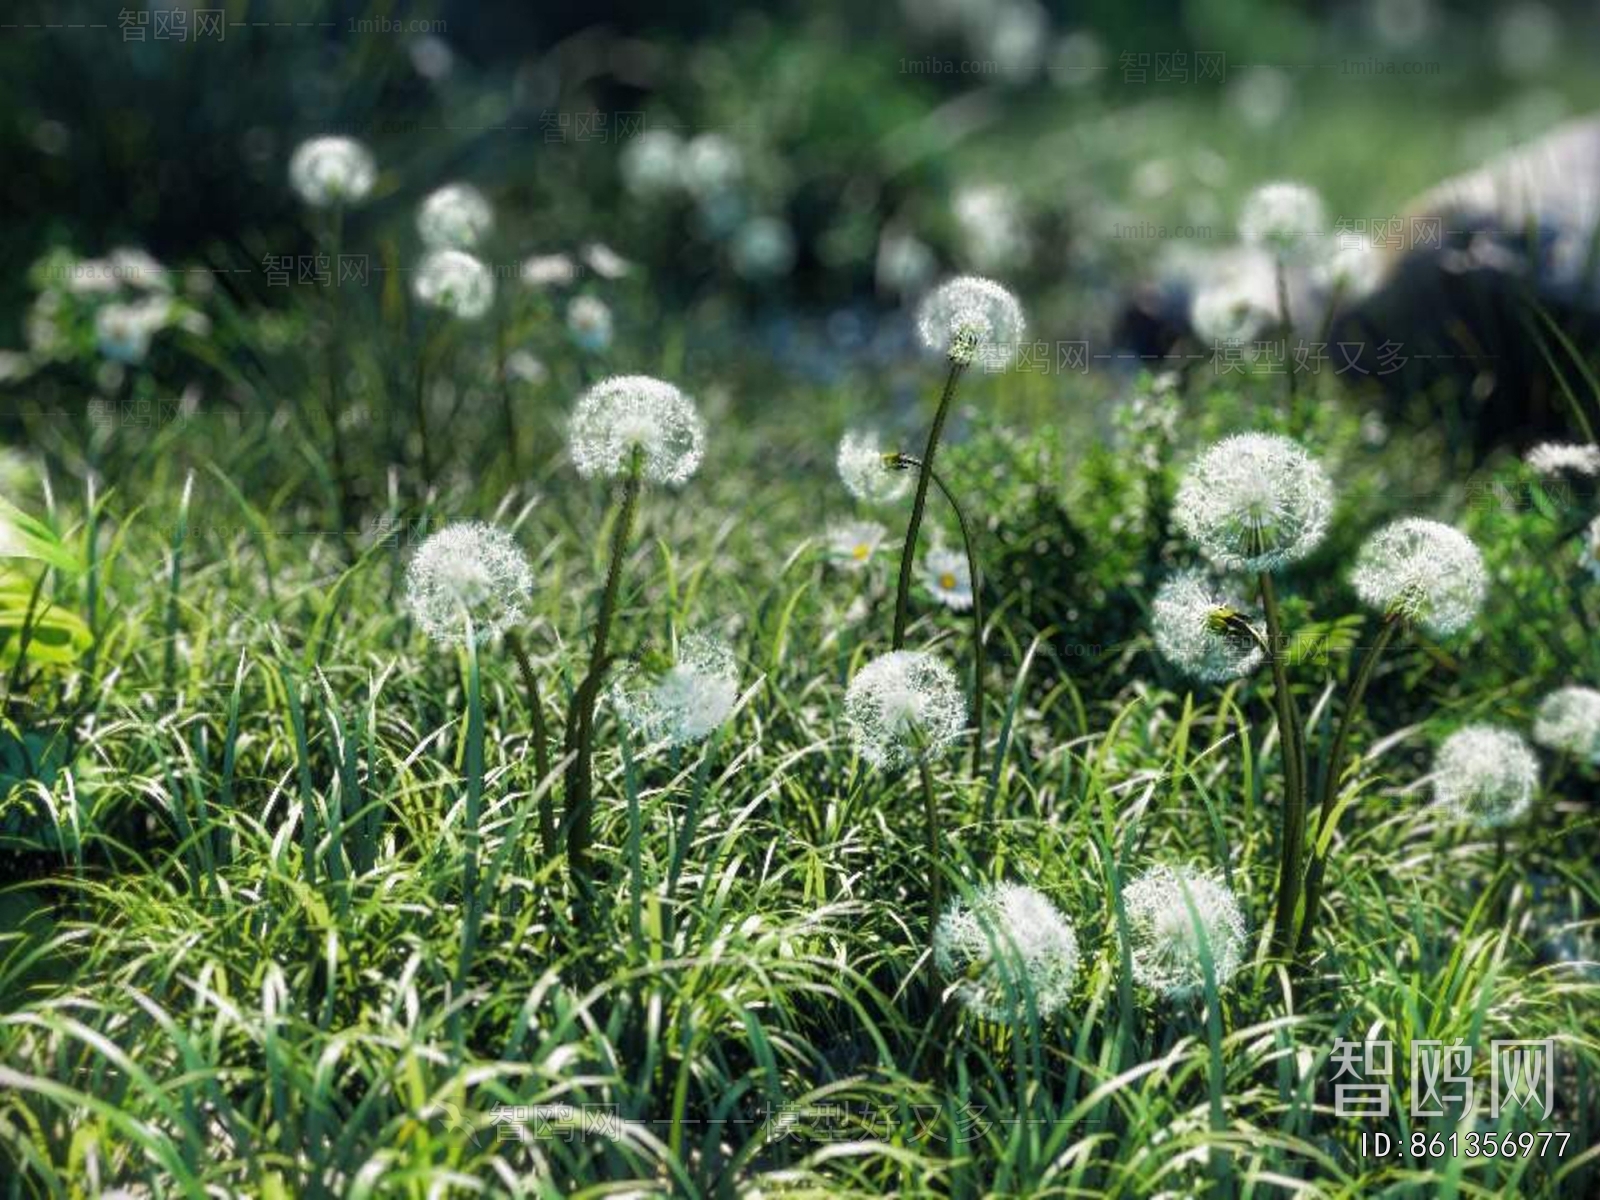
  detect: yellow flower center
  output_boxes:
[939,572,957,590]
[853,543,871,560]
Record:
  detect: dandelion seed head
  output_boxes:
[915,275,1026,372]
[521,254,577,288]
[611,633,739,748]
[566,295,614,352]
[289,136,376,207]
[1190,279,1271,346]
[922,547,973,611]
[837,428,910,505]
[620,129,684,197]
[412,249,494,319]
[1525,442,1600,476]
[1350,518,1485,637]
[405,522,533,646]
[1314,231,1384,298]
[1533,686,1600,763]
[1174,433,1333,572]
[569,375,705,485]
[1238,181,1326,261]
[844,649,965,770]
[681,133,743,197]
[94,297,170,364]
[1433,724,1538,827]
[826,520,888,570]
[582,242,633,280]
[933,882,1080,1023]
[1152,570,1264,682]
[417,182,493,249]
[1122,865,1247,998]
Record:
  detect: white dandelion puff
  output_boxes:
[1122,865,1248,998]
[1152,570,1264,683]
[405,522,533,646]
[520,253,577,288]
[922,547,973,612]
[1350,518,1485,637]
[1433,724,1538,827]
[827,520,888,570]
[1313,230,1384,299]
[1173,433,1334,573]
[1190,278,1271,347]
[844,649,966,770]
[620,129,684,197]
[1525,442,1600,476]
[413,249,494,319]
[94,298,170,365]
[681,132,743,198]
[1238,181,1326,262]
[417,182,493,249]
[1533,686,1600,763]
[611,633,740,748]
[566,295,614,352]
[289,136,376,207]
[582,242,633,279]
[915,275,1026,372]
[933,882,1080,1023]
[569,375,705,485]
[837,428,911,505]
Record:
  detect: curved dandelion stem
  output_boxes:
[892,359,966,649]
[565,446,644,895]
[918,758,943,948]
[1260,571,1308,958]
[1296,613,1401,954]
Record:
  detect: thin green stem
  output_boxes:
[1296,614,1401,954]
[414,318,436,486]
[1276,259,1299,410]
[1260,572,1307,958]
[892,360,966,649]
[324,205,356,545]
[918,759,944,947]
[453,629,484,1056]
[505,630,553,855]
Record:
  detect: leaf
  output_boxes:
[0,580,93,668]
[0,497,83,574]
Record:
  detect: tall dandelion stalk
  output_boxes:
[1239,182,1324,410]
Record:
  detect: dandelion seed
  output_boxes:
[1525,441,1600,476]
[933,882,1080,1023]
[405,522,533,646]
[1533,686,1600,762]
[417,182,493,250]
[413,249,494,319]
[922,547,973,611]
[1122,864,1248,998]
[289,136,376,207]
[611,632,740,748]
[844,649,965,770]
[827,520,888,570]
[566,295,614,352]
[915,275,1026,372]
[1152,570,1264,682]
[1238,181,1326,263]
[520,254,577,288]
[1433,724,1538,827]
[569,374,705,485]
[1173,433,1333,572]
[1350,518,1485,637]
[837,428,910,505]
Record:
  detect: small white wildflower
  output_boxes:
[1533,686,1600,762]
[520,253,577,288]
[94,297,170,364]
[933,882,1080,1023]
[413,249,494,319]
[1525,442,1600,476]
[915,275,1026,372]
[620,129,685,197]
[566,295,615,352]
[922,547,973,612]
[1582,515,1600,581]
[1433,724,1538,827]
[569,375,705,485]
[837,428,911,505]
[1238,181,1326,262]
[1350,518,1485,637]
[844,649,965,770]
[582,242,633,279]
[416,182,493,249]
[1152,570,1264,683]
[1174,433,1334,572]
[109,247,171,292]
[611,632,740,748]
[1122,865,1248,998]
[289,136,377,207]
[405,522,533,645]
[827,520,888,570]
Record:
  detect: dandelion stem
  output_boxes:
[453,627,484,1054]
[893,359,966,649]
[414,319,436,486]
[1275,259,1299,410]
[918,759,944,947]
[565,446,643,894]
[505,629,553,856]
[323,205,357,547]
[1296,613,1400,954]
[1259,572,1307,958]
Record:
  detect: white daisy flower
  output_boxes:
[1173,432,1334,573]
[1151,570,1264,683]
[1533,686,1600,763]
[413,249,494,319]
[922,547,973,611]
[1350,518,1485,637]
[915,275,1026,372]
[844,649,966,770]
[1433,724,1538,827]
[1525,442,1600,476]
[569,375,705,486]
[933,882,1080,1023]
[416,182,493,249]
[1122,865,1248,998]
[405,522,533,646]
[1238,181,1326,262]
[837,428,911,505]
[827,520,888,570]
[611,632,740,748]
[289,136,377,207]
